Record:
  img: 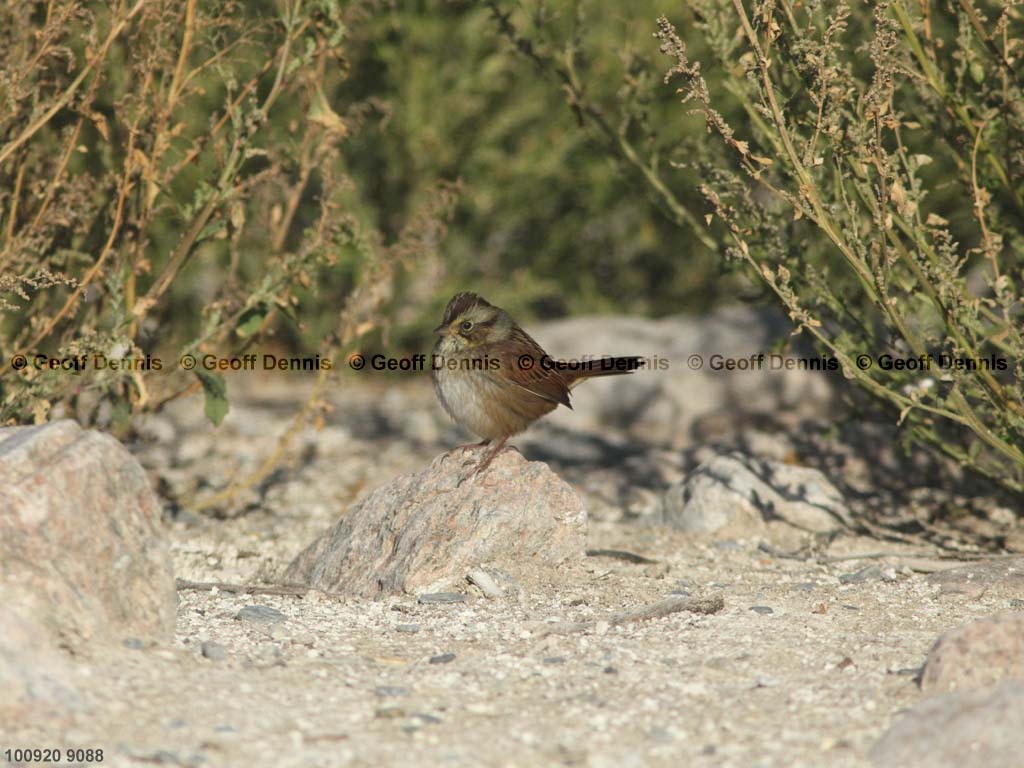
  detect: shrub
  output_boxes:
[0,0,456,432]
[493,0,1024,493]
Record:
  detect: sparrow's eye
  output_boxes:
[460,320,474,333]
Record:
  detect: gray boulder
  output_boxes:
[871,682,1024,768]
[0,420,176,716]
[284,449,586,597]
[920,613,1024,694]
[662,451,852,534]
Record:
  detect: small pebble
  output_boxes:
[839,565,883,584]
[375,686,409,697]
[268,624,291,641]
[648,727,673,744]
[750,606,774,615]
[257,644,283,661]
[466,568,504,599]
[542,657,566,665]
[418,593,466,604]
[235,605,286,624]
[201,641,228,662]
[429,653,456,665]
[712,540,743,551]
[894,666,921,676]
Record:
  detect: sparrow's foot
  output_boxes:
[455,437,510,486]
[442,439,490,466]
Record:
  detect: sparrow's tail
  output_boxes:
[562,356,646,387]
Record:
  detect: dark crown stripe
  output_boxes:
[442,292,491,325]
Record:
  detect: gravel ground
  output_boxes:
[5,376,1017,767]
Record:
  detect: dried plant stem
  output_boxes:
[4,163,25,243]
[20,133,137,354]
[731,0,879,303]
[134,16,312,325]
[891,0,1021,212]
[27,119,84,232]
[0,0,149,169]
[166,0,197,109]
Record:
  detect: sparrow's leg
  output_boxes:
[473,435,508,474]
[442,438,490,465]
[456,436,510,485]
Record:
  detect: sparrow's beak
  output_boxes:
[432,323,447,335]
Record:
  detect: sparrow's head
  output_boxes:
[433,292,512,351]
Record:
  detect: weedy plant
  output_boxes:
[0,1,456,508]
[493,0,1024,494]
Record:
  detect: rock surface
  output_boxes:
[284,449,587,596]
[870,682,1024,768]
[0,605,82,721]
[919,613,1024,693]
[0,420,176,716]
[662,450,852,534]
[927,557,1024,597]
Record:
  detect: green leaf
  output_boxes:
[236,304,268,338]
[195,218,226,244]
[111,397,132,428]
[195,369,229,426]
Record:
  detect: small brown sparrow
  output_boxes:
[432,292,643,475]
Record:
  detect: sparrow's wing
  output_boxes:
[483,329,572,409]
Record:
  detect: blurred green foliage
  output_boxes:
[0,0,459,426]
[336,0,742,336]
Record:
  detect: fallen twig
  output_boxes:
[540,594,725,636]
[586,548,660,564]
[175,578,322,598]
[757,541,1008,565]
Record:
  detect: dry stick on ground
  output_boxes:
[176,578,329,599]
[176,579,726,629]
[540,594,725,637]
[585,548,660,564]
[757,541,1007,564]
